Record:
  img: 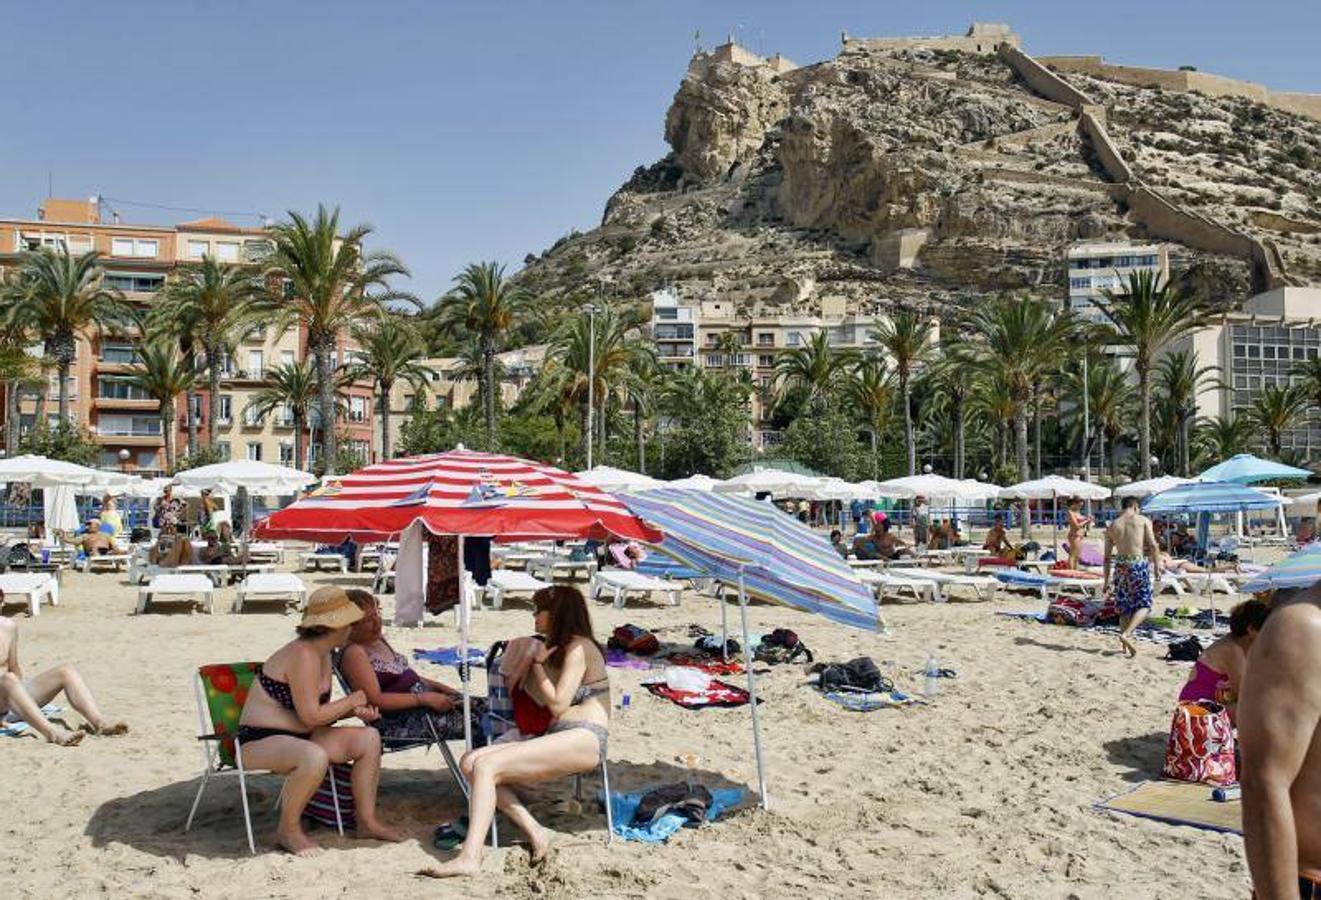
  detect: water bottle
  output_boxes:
[617,692,631,720]
[924,654,940,699]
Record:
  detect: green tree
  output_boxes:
[657,367,750,478]
[245,360,321,471]
[4,248,124,423]
[431,262,528,449]
[924,340,973,478]
[18,421,100,467]
[342,314,432,460]
[1095,270,1211,479]
[783,389,867,480]
[152,255,264,451]
[773,330,854,410]
[844,354,894,480]
[871,311,934,476]
[128,340,196,472]
[259,205,414,475]
[1194,414,1253,468]
[1062,355,1134,478]
[1154,350,1220,476]
[1249,384,1310,458]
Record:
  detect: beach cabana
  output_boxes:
[623,488,880,810]
[254,449,660,749]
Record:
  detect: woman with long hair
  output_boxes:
[236,586,403,856]
[426,584,610,876]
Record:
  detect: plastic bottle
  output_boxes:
[924,654,940,699]
[617,691,631,719]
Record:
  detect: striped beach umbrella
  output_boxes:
[623,488,880,631]
[253,449,660,544]
[1241,543,1321,592]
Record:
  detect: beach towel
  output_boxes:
[664,654,744,676]
[606,648,653,670]
[644,679,755,709]
[821,690,916,712]
[0,704,62,736]
[413,647,486,668]
[604,784,745,843]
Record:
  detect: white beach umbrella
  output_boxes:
[1001,475,1111,556]
[573,465,664,493]
[173,460,316,495]
[1286,491,1321,515]
[1113,476,1197,499]
[715,468,820,498]
[879,473,981,502]
[661,473,721,492]
[43,484,80,533]
[0,454,132,488]
[957,479,1004,502]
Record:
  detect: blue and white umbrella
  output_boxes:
[1143,480,1283,515]
[1198,453,1312,485]
[1241,543,1321,592]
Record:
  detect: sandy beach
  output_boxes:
[0,550,1260,899]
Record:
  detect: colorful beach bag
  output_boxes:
[1161,700,1236,786]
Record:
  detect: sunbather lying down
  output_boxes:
[0,613,127,745]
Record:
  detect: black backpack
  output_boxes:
[1165,636,1203,662]
[815,657,886,693]
[754,628,813,664]
[5,544,37,570]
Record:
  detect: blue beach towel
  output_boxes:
[822,689,917,712]
[1,704,62,737]
[413,647,486,667]
[603,784,745,843]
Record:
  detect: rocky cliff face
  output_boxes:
[516,43,1320,316]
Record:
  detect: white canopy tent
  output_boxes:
[43,484,79,535]
[805,477,874,502]
[1286,491,1321,516]
[573,465,665,493]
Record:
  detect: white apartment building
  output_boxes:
[1067,241,1169,322]
[1174,286,1321,457]
[648,289,697,369]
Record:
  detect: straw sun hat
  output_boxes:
[300,586,365,630]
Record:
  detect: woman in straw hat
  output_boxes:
[237,586,404,856]
[424,584,610,877]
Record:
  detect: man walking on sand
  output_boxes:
[1238,583,1321,899]
[1102,496,1160,658]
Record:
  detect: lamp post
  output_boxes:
[118,448,130,474]
[582,301,600,470]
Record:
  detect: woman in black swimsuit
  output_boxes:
[426,584,610,877]
[237,586,404,857]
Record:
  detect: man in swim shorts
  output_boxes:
[1103,496,1160,658]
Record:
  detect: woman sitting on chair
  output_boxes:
[339,589,486,746]
[426,584,610,876]
[236,586,403,857]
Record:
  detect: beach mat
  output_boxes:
[1096,780,1241,834]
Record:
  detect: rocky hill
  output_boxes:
[515,36,1321,317]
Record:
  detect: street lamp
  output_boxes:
[581,301,600,470]
[118,448,130,474]
[922,463,933,475]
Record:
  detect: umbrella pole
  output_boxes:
[738,571,769,811]
[457,535,473,753]
[1052,495,1058,561]
[720,584,729,661]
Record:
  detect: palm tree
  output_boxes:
[871,311,934,475]
[128,340,195,472]
[625,357,659,474]
[258,205,414,475]
[1194,414,1253,467]
[1095,270,1211,479]
[966,296,1070,481]
[1154,350,1221,476]
[152,256,264,451]
[926,338,974,478]
[342,315,432,460]
[245,360,320,471]
[845,354,894,479]
[1249,384,1310,457]
[4,249,124,423]
[774,330,854,410]
[431,262,528,449]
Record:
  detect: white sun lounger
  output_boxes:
[591,569,682,609]
[527,556,598,582]
[234,573,307,613]
[483,570,552,610]
[300,552,348,573]
[1177,572,1240,597]
[79,553,133,573]
[0,573,59,616]
[137,574,215,614]
[899,570,1002,603]
[857,570,937,604]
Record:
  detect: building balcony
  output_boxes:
[221,369,270,384]
[96,360,137,374]
[93,433,164,447]
[94,396,158,411]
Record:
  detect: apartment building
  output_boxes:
[1174,286,1321,458]
[1066,241,1169,322]
[0,197,376,472]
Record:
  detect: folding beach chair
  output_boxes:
[184,662,344,855]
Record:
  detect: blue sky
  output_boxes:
[2,1,1316,301]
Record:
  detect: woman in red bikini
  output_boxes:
[236,586,403,856]
[1178,598,1271,721]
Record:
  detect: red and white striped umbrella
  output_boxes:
[253,449,661,543]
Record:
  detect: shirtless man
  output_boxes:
[1238,584,1321,899]
[0,614,127,744]
[1102,496,1161,658]
[983,515,1015,557]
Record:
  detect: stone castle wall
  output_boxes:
[996,45,1094,110]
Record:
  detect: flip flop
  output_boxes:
[432,816,468,851]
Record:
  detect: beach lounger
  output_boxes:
[233,573,307,613]
[527,556,597,582]
[483,569,552,610]
[992,569,1103,602]
[79,553,132,573]
[591,569,682,609]
[176,564,231,588]
[300,551,348,573]
[137,573,215,614]
[856,570,937,603]
[900,570,1002,602]
[185,663,343,854]
[0,572,59,616]
[243,541,285,565]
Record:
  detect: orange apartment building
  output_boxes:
[0,198,377,473]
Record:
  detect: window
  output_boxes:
[216,395,233,424]
[247,350,264,375]
[281,351,295,368]
[279,442,294,465]
[100,343,138,364]
[215,242,240,262]
[349,396,367,422]
[1233,344,1246,358]
[786,332,803,347]
[656,308,678,320]
[1069,277,1091,290]
[243,404,263,427]
[277,404,294,426]
[757,333,775,346]
[136,451,157,469]
[405,394,418,411]
[186,240,209,260]
[97,414,161,437]
[758,354,775,368]
[110,237,157,258]
[103,273,164,293]
[246,442,262,462]
[97,377,151,401]
[1248,345,1261,359]
[217,441,231,460]
[100,450,121,469]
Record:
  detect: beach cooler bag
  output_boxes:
[1162,700,1236,786]
[608,624,660,656]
